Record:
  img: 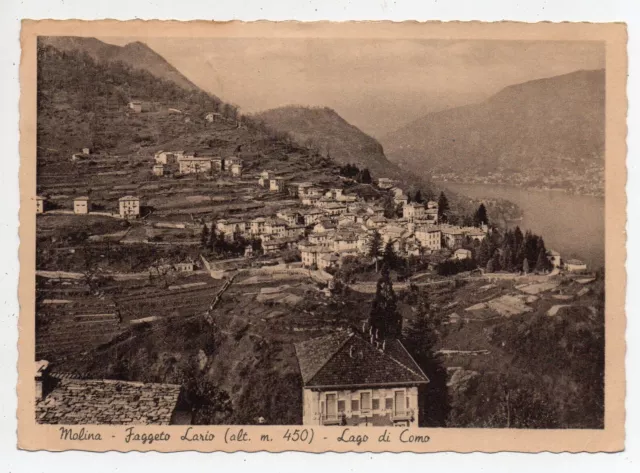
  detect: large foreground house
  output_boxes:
[295,330,429,427]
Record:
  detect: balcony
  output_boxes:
[320,413,345,426]
[391,408,415,423]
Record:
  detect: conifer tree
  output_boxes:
[473,203,489,227]
[382,240,398,270]
[437,192,449,222]
[200,223,210,248]
[414,190,423,204]
[403,297,450,426]
[535,248,549,273]
[367,230,383,271]
[523,257,530,274]
[360,168,372,184]
[476,238,493,267]
[369,267,402,338]
[486,257,496,273]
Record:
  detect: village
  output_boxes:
[32,40,600,431]
[37,140,496,276]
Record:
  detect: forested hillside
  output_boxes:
[383,70,605,196]
[254,106,410,182]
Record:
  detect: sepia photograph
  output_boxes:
[16,20,627,452]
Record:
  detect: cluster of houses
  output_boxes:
[153,150,244,178]
[209,170,490,269]
[36,194,141,219]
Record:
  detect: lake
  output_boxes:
[437,182,605,270]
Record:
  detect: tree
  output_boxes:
[414,190,423,204]
[360,168,372,184]
[369,268,402,338]
[486,257,495,273]
[181,359,233,424]
[438,192,449,222]
[382,240,398,270]
[382,195,397,219]
[200,223,210,248]
[367,230,383,271]
[403,298,450,426]
[207,225,217,252]
[476,238,493,267]
[522,257,530,274]
[535,248,550,273]
[474,203,489,227]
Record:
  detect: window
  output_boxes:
[360,392,372,411]
[385,398,393,410]
[394,390,405,415]
[326,393,337,418]
[338,400,345,413]
[351,399,359,412]
[372,399,380,410]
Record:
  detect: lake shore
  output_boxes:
[436,181,605,270]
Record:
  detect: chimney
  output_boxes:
[35,360,51,401]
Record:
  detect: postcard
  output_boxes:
[18,19,627,452]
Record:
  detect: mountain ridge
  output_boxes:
[40,36,200,92]
[252,105,423,187]
[382,69,605,196]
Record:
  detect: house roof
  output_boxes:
[36,377,181,425]
[74,196,89,201]
[294,331,429,388]
[119,195,139,201]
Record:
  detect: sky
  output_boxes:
[100,37,604,139]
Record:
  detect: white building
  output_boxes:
[178,156,213,174]
[223,156,243,171]
[155,150,184,165]
[415,226,442,251]
[152,163,164,176]
[453,248,472,260]
[547,250,562,268]
[378,178,397,189]
[36,196,45,214]
[269,177,285,192]
[119,196,140,218]
[565,259,587,272]
[231,163,243,177]
[403,203,426,222]
[258,170,273,187]
[73,196,89,215]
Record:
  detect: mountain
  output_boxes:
[253,106,416,185]
[40,36,200,91]
[382,70,605,196]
